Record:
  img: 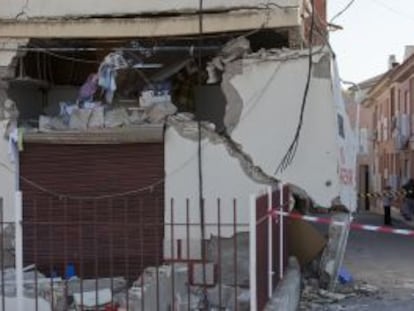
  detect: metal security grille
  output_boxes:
[20,143,164,280]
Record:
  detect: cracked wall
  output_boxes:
[164,48,347,260]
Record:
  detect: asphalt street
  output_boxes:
[315,211,414,310]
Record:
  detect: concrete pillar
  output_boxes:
[0,38,28,222]
[318,213,351,292]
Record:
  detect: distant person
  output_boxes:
[401,179,414,221]
[382,186,393,226]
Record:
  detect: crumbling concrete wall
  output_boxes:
[165,49,344,259]
[0,38,27,222]
[0,0,301,20]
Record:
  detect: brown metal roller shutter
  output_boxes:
[20,143,164,280]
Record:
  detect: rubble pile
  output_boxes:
[300,276,380,311]
[299,238,381,311]
[122,263,250,311]
[0,224,15,269]
[0,262,249,310]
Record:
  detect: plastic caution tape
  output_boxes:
[272,210,414,237]
[358,189,414,199]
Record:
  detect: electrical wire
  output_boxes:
[275,0,315,174]
[330,0,356,23]
[370,0,414,22]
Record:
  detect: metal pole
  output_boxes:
[249,194,257,311]
[279,183,284,280]
[15,191,23,311]
[267,187,273,298]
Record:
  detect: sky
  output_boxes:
[328,0,414,84]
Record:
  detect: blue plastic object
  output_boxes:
[65,263,76,279]
[338,266,353,284]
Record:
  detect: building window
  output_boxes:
[405,159,410,182]
[337,114,345,138]
[405,90,409,114]
[359,128,368,154]
[398,89,402,113]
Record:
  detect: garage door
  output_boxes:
[20,143,164,280]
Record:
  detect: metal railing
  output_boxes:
[0,187,289,311]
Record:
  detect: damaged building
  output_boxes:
[0,0,357,310]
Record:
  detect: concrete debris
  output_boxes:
[3,99,18,121]
[167,114,214,140]
[40,277,127,311]
[126,264,191,311]
[38,101,177,132]
[122,263,250,311]
[0,224,15,269]
[39,115,68,131]
[206,233,250,287]
[0,262,250,310]
[207,285,250,311]
[300,246,380,311]
[128,108,147,125]
[87,106,105,129]
[0,267,50,297]
[206,36,250,84]
[318,289,347,301]
[0,296,51,311]
[69,108,92,131]
[300,287,349,310]
[73,288,112,309]
[104,107,130,128]
[3,98,19,137]
[300,278,380,311]
[191,262,215,286]
[146,102,177,124]
[354,283,379,295]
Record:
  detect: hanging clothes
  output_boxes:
[97,52,129,103]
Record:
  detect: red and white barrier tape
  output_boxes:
[272,210,414,237]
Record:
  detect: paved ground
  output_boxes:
[318,211,414,310]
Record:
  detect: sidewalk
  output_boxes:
[369,205,414,229]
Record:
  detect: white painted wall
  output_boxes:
[0,121,16,222]
[164,51,351,259]
[0,0,300,19]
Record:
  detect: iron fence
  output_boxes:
[0,187,288,311]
